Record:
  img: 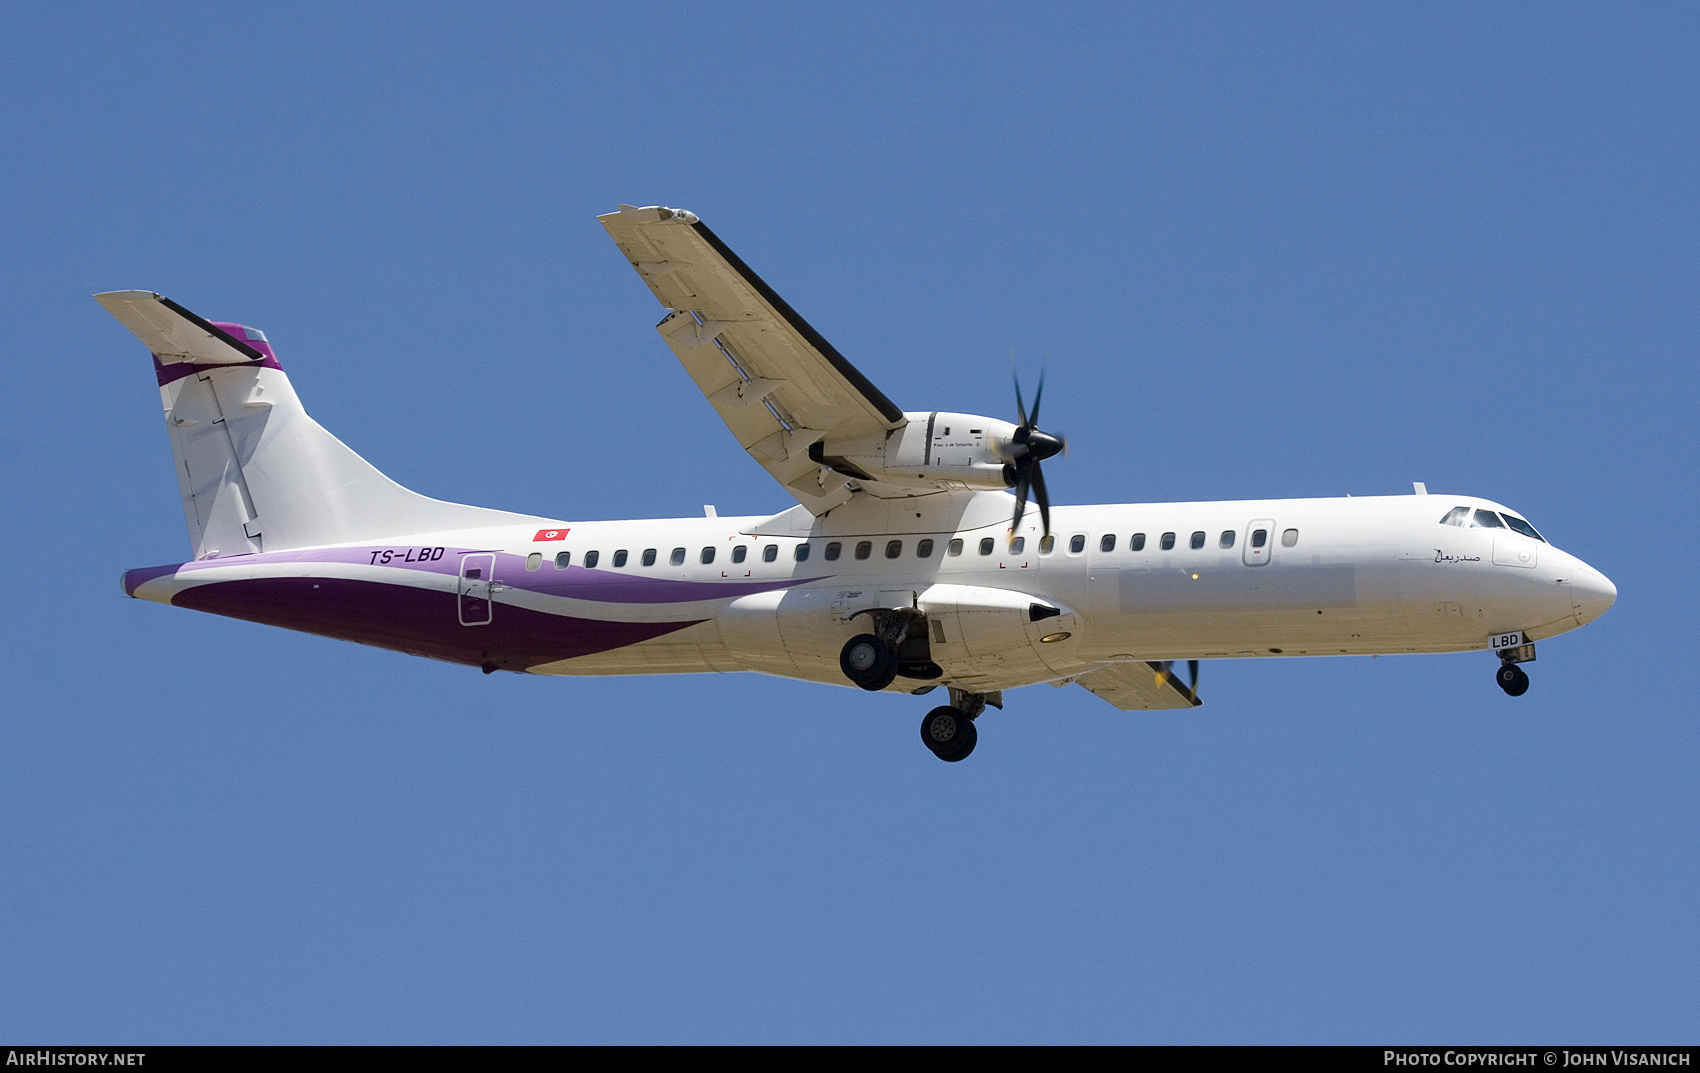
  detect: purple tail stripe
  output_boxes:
[173,578,704,671]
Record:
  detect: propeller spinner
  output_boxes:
[1005,361,1066,535]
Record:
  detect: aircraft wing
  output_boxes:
[1072,662,1203,711]
[599,205,906,514]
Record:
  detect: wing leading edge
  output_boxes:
[599,205,906,514]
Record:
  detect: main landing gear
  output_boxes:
[918,688,1001,763]
[838,608,940,692]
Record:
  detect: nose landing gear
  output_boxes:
[1494,636,1536,696]
[1496,663,1530,696]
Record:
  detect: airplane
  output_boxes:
[102,204,1617,762]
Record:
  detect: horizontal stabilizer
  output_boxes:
[96,291,265,367]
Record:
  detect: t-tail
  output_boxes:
[98,291,532,560]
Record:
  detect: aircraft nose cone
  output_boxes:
[1572,565,1617,625]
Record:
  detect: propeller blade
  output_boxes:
[1187,659,1199,703]
[1010,352,1028,428]
[1029,361,1046,429]
[1011,466,1031,532]
[1154,660,1173,687]
[1030,460,1051,536]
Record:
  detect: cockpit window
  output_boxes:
[242,326,268,342]
[1500,514,1546,542]
[1471,509,1506,529]
[1439,506,1470,527]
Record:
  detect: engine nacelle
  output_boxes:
[814,412,1018,495]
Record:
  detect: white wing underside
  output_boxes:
[599,205,907,515]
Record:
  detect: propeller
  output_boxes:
[1154,659,1201,704]
[1006,357,1067,535]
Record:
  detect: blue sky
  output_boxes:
[1,2,1695,1043]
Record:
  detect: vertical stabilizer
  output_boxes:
[98,291,537,557]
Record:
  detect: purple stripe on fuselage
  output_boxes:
[158,545,828,604]
[171,577,704,671]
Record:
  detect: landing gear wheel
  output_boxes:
[1497,663,1530,696]
[840,634,899,691]
[920,706,978,762]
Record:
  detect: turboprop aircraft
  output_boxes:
[103,204,1617,762]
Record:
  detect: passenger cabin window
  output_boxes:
[641,549,657,567]
[978,537,995,555]
[700,547,716,564]
[916,539,935,558]
[1040,535,1056,554]
[885,540,902,559]
[1190,531,1206,550]
[763,544,779,562]
[1010,536,1026,554]
[1131,533,1146,551]
[948,538,964,556]
[824,542,842,561]
[670,547,686,566]
[464,567,481,579]
[554,551,571,569]
[795,543,811,562]
[1069,534,1086,554]
[732,546,747,563]
[1251,529,1268,549]
[584,550,600,568]
[1282,529,1299,547]
[1501,514,1545,542]
[1472,509,1506,529]
[526,552,542,571]
[1100,534,1116,553]
[1440,506,1470,527]
[854,541,872,560]
[613,550,628,567]
[1160,532,1176,551]
[1219,531,1235,549]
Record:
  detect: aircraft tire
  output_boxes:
[1496,663,1530,696]
[920,706,977,762]
[841,634,899,691]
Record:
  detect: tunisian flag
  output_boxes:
[533,528,570,541]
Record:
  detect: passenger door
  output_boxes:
[458,553,495,626]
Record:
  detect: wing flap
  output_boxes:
[1073,662,1203,711]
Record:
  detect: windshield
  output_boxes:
[1500,513,1545,542]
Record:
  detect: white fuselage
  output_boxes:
[126,488,1616,694]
